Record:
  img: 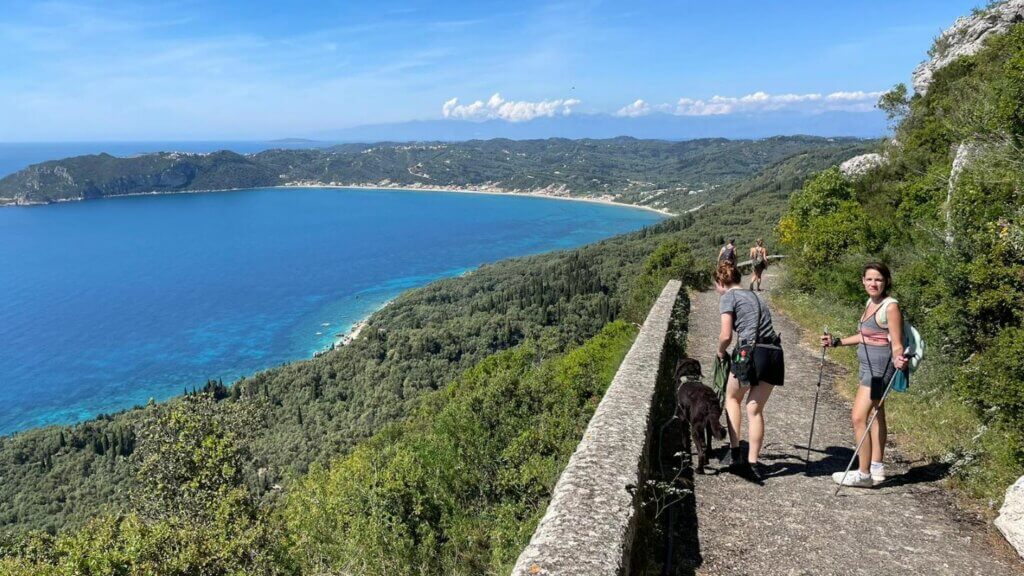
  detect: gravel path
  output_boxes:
[683,271,1024,576]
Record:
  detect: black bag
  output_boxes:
[729,290,770,386]
[730,342,756,386]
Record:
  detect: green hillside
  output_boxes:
[0,137,870,213]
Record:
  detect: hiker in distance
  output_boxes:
[715,260,785,482]
[749,238,769,291]
[718,238,737,265]
[821,262,908,488]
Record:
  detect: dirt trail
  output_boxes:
[683,271,1023,576]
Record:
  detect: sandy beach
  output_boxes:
[3,181,676,217]
[281,180,676,216]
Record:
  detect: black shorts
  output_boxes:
[751,346,785,386]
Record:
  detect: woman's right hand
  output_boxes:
[821,334,835,348]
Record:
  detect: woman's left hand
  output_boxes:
[893,354,908,370]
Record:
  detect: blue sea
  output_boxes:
[0,187,663,436]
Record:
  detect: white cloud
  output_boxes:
[615,99,651,117]
[442,93,581,122]
[656,90,885,116]
[825,90,884,101]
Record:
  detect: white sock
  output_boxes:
[870,461,884,472]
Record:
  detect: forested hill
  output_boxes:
[0,136,871,213]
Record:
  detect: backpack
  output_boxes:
[721,245,735,262]
[754,250,766,266]
[872,297,926,375]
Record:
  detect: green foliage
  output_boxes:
[778,21,1024,503]
[131,394,261,523]
[622,239,707,323]
[784,167,855,226]
[282,321,640,575]
[778,168,869,294]
[957,327,1024,440]
[1,393,290,576]
[877,83,910,126]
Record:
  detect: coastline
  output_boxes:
[284,182,676,217]
[1,182,676,217]
[0,183,664,438]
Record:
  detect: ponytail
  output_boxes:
[715,261,741,286]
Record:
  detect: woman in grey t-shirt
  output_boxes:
[715,261,784,482]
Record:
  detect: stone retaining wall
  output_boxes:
[510,280,683,576]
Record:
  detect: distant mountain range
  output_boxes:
[316,111,888,142]
[0,136,874,213]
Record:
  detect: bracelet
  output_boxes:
[830,336,842,348]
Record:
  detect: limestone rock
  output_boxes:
[995,475,1024,559]
[839,153,885,178]
[913,0,1024,95]
[946,141,984,244]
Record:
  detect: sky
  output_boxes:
[0,0,981,141]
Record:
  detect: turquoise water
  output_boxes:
[0,187,663,436]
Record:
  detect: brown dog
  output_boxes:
[673,358,727,473]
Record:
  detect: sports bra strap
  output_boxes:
[865,297,898,329]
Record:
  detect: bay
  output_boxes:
[0,187,663,436]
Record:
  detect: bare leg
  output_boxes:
[724,374,745,448]
[851,386,874,475]
[871,405,887,463]
[745,382,775,463]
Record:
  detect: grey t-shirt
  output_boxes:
[719,289,776,344]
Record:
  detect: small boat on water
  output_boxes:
[316,331,323,336]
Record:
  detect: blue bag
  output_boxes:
[891,369,909,393]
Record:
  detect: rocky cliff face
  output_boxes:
[838,153,885,178]
[913,0,1024,95]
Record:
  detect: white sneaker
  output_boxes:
[870,467,885,483]
[832,470,874,488]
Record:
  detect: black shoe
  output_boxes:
[747,461,765,483]
[719,447,742,468]
[732,460,765,485]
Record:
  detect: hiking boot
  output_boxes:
[832,470,873,488]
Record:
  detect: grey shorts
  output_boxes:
[858,344,895,400]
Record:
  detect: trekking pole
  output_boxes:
[834,354,913,496]
[804,326,828,468]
